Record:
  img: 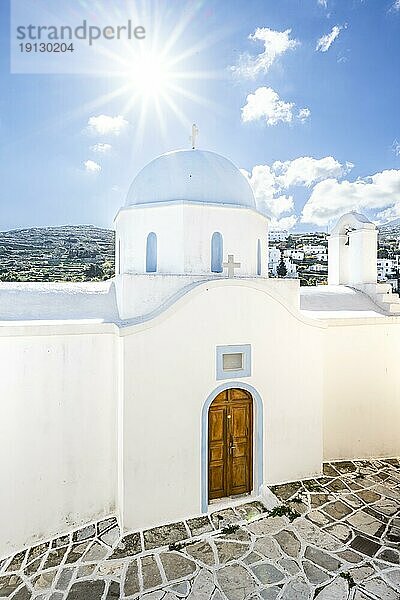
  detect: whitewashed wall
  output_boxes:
[115,275,300,322]
[1,277,399,558]
[115,203,268,277]
[120,280,324,533]
[324,321,400,461]
[0,327,117,558]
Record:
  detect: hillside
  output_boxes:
[380,218,400,233]
[0,225,115,282]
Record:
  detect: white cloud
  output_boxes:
[90,143,112,153]
[392,139,400,156]
[84,159,101,173]
[242,87,300,125]
[318,0,328,7]
[87,115,128,136]
[297,108,311,123]
[301,169,400,226]
[231,28,298,79]
[242,156,352,227]
[316,25,343,52]
[270,215,298,230]
[391,0,400,11]
[242,165,294,217]
[273,156,353,188]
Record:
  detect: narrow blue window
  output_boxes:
[211,232,223,273]
[257,239,262,275]
[146,232,157,273]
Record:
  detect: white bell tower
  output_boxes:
[328,212,400,314]
[328,212,377,287]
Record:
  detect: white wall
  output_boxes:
[120,280,324,532]
[115,274,214,321]
[0,328,117,558]
[328,213,378,287]
[115,274,300,321]
[115,203,268,277]
[2,274,400,558]
[328,234,349,285]
[114,202,269,320]
[324,321,400,461]
[349,229,377,285]
[116,204,185,275]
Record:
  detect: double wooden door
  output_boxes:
[208,388,253,501]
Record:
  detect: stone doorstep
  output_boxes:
[118,501,267,561]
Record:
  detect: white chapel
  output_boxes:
[0,145,400,558]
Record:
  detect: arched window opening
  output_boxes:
[211,232,223,273]
[257,239,262,276]
[146,232,157,273]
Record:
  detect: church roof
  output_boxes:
[0,281,389,324]
[0,281,118,323]
[300,285,386,319]
[125,149,256,209]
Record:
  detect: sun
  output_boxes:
[128,52,173,98]
[65,1,225,147]
[109,40,219,140]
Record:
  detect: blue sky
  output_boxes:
[0,0,399,231]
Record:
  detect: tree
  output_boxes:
[84,263,104,280]
[277,256,287,278]
[286,235,295,248]
[101,260,115,280]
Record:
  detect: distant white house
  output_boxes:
[283,249,304,261]
[309,263,328,273]
[268,247,281,275]
[377,258,397,281]
[269,230,289,242]
[284,258,298,277]
[302,244,327,255]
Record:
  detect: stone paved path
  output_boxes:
[1,459,400,599]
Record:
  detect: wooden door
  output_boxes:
[208,389,253,501]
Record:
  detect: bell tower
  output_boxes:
[328,212,377,287]
[328,212,400,314]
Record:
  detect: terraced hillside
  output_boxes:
[0,226,115,282]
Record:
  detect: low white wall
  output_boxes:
[115,273,213,320]
[0,328,117,558]
[121,280,324,532]
[324,321,400,461]
[115,275,300,321]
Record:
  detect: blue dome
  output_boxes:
[125,149,256,209]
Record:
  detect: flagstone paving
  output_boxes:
[1,459,400,599]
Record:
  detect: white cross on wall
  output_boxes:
[223,255,241,278]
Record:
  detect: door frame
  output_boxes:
[201,382,264,513]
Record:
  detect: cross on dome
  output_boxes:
[190,123,199,149]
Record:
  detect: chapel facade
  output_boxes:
[0,147,399,559]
